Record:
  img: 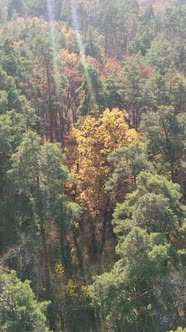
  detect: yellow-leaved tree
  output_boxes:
[65,108,138,254]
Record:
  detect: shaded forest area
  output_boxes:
[0,0,186,331]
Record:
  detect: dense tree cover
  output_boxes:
[0,268,50,331]
[91,172,186,331]
[65,108,138,257]
[0,0,185,331]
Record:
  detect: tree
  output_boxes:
[0,109,33,195]
[112,171,185,243]
[170,74,186,114]
[8,0,26,20]
[8,131,80,330]
[1,39,20,77]
[90,172,186,331]
[141,106,186,182]
[0,268,50,332]
[78,63,106,115]
[0,68,28,114]
[65,108,138,253]
[0,107,40,263]
[105,142,154,203]
[124,56,144,129]
[90,227,170,332]
[32,30,57,142]
[129,4,156,56]
[142,69,170,110]
[58,48,82,125]
[145,34,173,74]
[84,26,103,62]
[104,78,126,111]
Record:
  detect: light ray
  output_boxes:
[46,0,97,114]
[46,0,61,98]
[66,0,97,111]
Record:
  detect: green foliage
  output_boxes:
[0,68,24,113]
[141,106,186,180]
[78,64,106,115]
[91,171,186,331]
[90,227,170,331]
[129,4,156,55]
[113,171,185,237]
[171,74,186,113]
[0,1,185,331]
[142,69,170,108]
[104,78,125,110]
[146,34,173,73]
[0,268,50,332]
[79,63,105,115]
[9,130,80,229]
[84,26,103,62]
[124,56,144,129]
[105,141,154,202]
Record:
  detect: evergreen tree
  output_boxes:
[8,0,26,20]
[90,227,170,332]
[78,64,106,115]
[141,106,186,181]
[91,172,186,331]
[0,268,50,332]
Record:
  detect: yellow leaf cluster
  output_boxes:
[55,263,65,275]
[64,279,90,300]
[80,284,90,298]
[66,108,138,220]
[64,279,77,297]
[58,49,79,67]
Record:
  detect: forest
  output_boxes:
[0,0,185,331]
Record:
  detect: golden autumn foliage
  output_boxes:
[65,108,138,221]
[55,263,65,275]
[64,279,90,299]
[54,268,90,299]
[64,279,77,297]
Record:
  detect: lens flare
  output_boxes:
[46,0,61,98]
[46,0,96,113]
[63,0,96,111]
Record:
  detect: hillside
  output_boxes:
[0,0,185,331]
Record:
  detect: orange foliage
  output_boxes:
[101,57,124,81]
[85,55,101,73]
[58,49,82,121]
[139,64,153,79]
[61,25,78,50]
[59,49,79,67]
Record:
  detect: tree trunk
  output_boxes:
[46,59,53,142]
